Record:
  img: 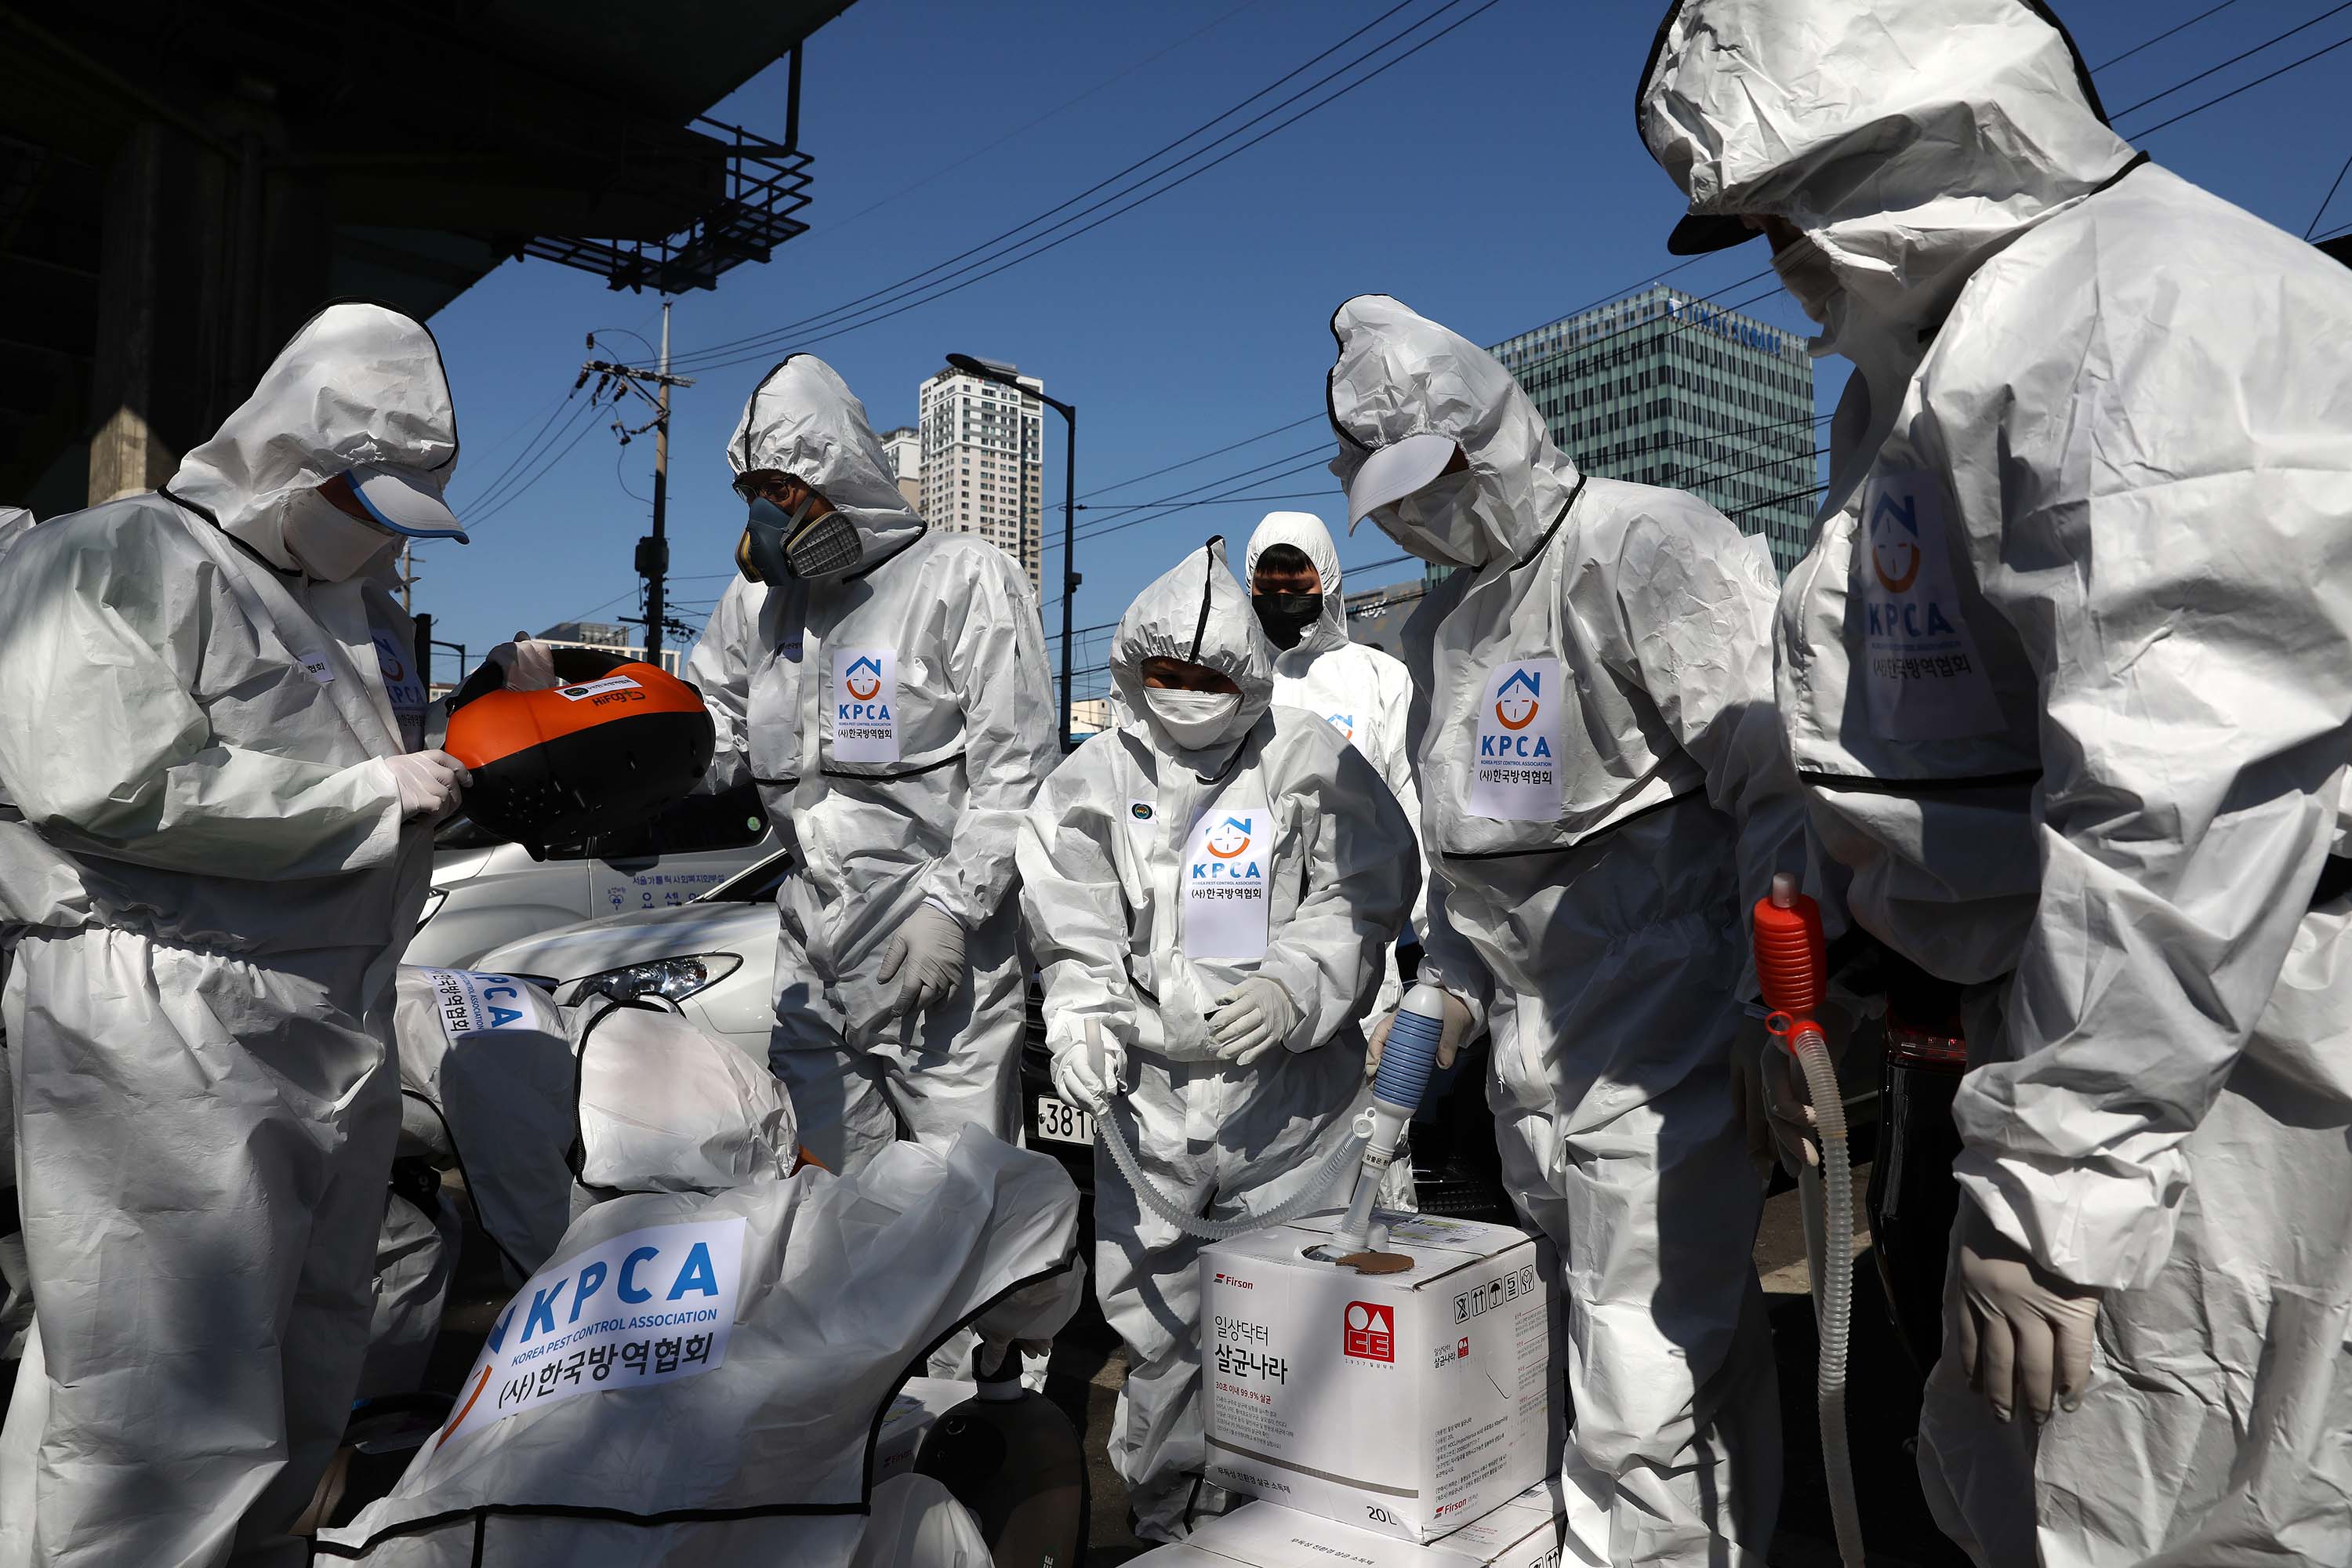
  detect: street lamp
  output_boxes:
[946,353,1080,749]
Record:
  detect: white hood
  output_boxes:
[1638,0,2137,343]
[1243,510,1348,663]
[1109,537,1276,758]
[727,354,926,578]
[165,303,460,572]
[1326,294,1581,571]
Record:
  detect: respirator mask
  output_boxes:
[1374,471,1485,569]
[738,491,863,583]
[1251,592,1323,651]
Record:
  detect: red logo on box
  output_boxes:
[1458,1337,1470,1359]
[1344,1301,1394,1362]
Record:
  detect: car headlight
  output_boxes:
[561,953,742,1007]
[416,887,449,931]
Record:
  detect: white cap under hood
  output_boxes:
[166,302,462,572]
[726,354,925,579]
[1638,0,2139,343]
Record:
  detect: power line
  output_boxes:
[2090,0,2241,70]
[2107,2,2352,121]
[1080,414,1327,500]
[660,0,1441,370]
[2309,146,2352,238]
[2125,28,2352,137]
[667,0,1507,373]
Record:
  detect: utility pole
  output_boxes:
[580,300,694,669]
[397,540,419,614]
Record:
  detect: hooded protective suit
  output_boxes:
[1018,539,1417,1540]
[1243,510,1424,1021]
[1643,4,2352,1564]
[1329,295,1805,1567]
[0,303,459,1567]
[687,355,1057,1174]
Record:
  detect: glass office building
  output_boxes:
[1488,284,1819,577]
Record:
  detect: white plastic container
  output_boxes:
[1200,1212,1557,1543]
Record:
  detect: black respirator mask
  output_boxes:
[1251,591,1323,651]
[738,493,863,583]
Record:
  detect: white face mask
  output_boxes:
[1144,688,1243,751]
[1374,470,1486,568]
[1772,234,1846,325]
[281,488,401,582]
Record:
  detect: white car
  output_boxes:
[472,850,790,1062]
[406,785,779,969]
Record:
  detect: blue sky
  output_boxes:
[419,0,2350,693]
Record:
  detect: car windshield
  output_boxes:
[433,813,504,851]
[700,850,789,905]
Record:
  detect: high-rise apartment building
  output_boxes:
[918,360,1044,592]
[1488,285,1818,577]
[878,426,923,515]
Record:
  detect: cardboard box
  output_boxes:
[1201,1212,1556,1543]
[1134,1480,1573,1568]
[873,1376,971,1482]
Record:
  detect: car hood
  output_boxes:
[474,901,775,982]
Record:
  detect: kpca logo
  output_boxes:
[1203,815,1253,858]
[1343,1301,1394,1363]
[1868,489,1923,593]
[843,654,885,702]
[1324,711,1356,741]
[1493,668,1541,731]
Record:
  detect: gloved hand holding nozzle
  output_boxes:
[1365,985,1472,1078]
[1050,1018,1124,1113]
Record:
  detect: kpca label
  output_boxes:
[830,648,899,763]
[438,1216,746,1451]
[1343,1301,1395,1363]
[1452,1264,1540,1324]
[1858,472,2002,741]
[417,967,561,1045]
[372,630,427,751]
[1181,803,1270,961]
[1468,657,1561,821]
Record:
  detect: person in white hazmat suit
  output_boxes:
[1243,510,1423,1018]
[0,505,38,1370]
[491,354,1057,1175]
[1329,294,1806,1566]
[0,303,478,1568]
[1642,2,2352,1563]
[317,988,1084,1568]
[1018,537,1418,1541]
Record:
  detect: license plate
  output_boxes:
[1033,1094,1096,1146]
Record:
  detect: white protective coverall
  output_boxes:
[1329,295,1806,1567]
[688,354,1057,1174]
[316,1106,1083,1568]
[1643,2,2352,1563]
[1242,510,1424,1022]
[0,303,458,1568]
[1018,538,1418,1540]
[0,505,34,1367]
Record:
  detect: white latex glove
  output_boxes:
[1956,1201,2100,1425]
[1728,1025,1776,1181]
[1364,987,1474,1078]
[1051,1019,1124,1112]
[485,634,558,692]
[1207,976,1300,1067]
[381,750,470,822]
[877,901,966,1018]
